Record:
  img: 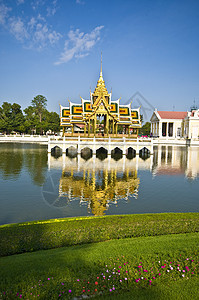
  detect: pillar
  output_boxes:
[62,126,65,137]
[84,123,86,137]
[72,124,74,136]
[106,115,109,136]
[88,119,90,137]
[94,117,96,136]
[113,120,115,137]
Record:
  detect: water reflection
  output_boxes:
[152,146,199,179]
[0,143,199,225]
[0,143,47,185]
[45,154,152,216]
[46,145,199,216]
[60,168,139,216]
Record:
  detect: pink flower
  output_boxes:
[68,290,72,293]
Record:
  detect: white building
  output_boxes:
[150,109,199,139]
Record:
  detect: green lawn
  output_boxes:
[0,232,199,299]
[1,213,199,257]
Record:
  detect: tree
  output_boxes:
[24,106,38,134]
[31,95,47,134]
[11,103,25,133]
[45,111,60,133]
[0,102,12,133]
[31,95,47,123]
[139,122,151,136]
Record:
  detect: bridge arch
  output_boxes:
[127,147,136,159]
[66,146,77,157]
[111,147,123,160]
[139,146,150,160]
[96,147,108,160]
[81,147,93,160]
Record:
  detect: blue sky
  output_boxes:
[0,0,199,121]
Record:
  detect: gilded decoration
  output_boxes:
[60,56,141,136]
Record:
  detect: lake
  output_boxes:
[0,143,198,225]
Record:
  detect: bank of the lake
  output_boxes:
[0,213,199,299]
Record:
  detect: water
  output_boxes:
[0,143,198,225]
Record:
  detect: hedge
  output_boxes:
[0,213,199,257]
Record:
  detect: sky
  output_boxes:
[0,0,199,122]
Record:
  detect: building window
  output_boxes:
[177,128,181,137]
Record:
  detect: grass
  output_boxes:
[0,212,199,256]
[0,232,199,299]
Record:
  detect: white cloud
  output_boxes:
[76,0,85,4]
[9,17,29,41]
[0,3,11,24]
[0,1,62,50]
[47,0,57,16]
[55,25,104,65]
[17,0,25,5]
[28,17,36,29]
[31,0,45,11]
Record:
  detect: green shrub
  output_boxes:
[0,213,198,257]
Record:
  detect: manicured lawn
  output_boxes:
[0,232,198,299]
[0,213,199,256]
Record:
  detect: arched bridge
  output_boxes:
[48,136,154,156]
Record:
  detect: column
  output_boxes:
[107,115,109,136]
[113,120,115,137]
[84,123,86,137]
[62,126,65,137]
[159,121,162,138]
[94,117,96,136]
[72,124,74,136]
[88,119,90,137]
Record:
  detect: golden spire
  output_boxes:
[92,53,109,104]
[100,52,103,78]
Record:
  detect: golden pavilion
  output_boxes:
[60,57,141,137]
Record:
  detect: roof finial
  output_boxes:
[100,51,102,77]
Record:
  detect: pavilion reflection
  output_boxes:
[47,154,145,216]
[59,168,139,216]
[46,145,199,215]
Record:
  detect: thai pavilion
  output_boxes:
[60,59,141,137]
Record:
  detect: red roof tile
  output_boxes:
[157,111,187,119]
